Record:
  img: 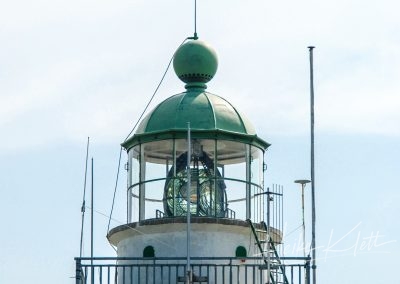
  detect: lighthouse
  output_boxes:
[109,38,279,283]
[75,38,311,284]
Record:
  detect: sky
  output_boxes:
[0,0,399,283]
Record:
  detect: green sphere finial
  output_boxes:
[173,40,218,89]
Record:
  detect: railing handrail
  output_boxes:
[75,256,311,262]
[75,256,311,284]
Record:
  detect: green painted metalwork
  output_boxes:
[138,90,253,134]
[173,40,218,88]
[123,90,269,150]
[123,39,270,151]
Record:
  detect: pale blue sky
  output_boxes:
[0,0,399,283]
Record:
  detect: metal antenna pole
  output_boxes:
[308,46,317,284]
[301,184,306,257]
[194,0,198,39]
[186,122,192,284]
[79,137,90,258]
[294,180,311,258]
[90,158,94,284]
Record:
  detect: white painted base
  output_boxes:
[108,218,282,284]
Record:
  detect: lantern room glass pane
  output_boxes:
[164,139,226,217]
[129,145,140,187]
[143,140,173,181]
[127,138,264,222]
[250,146,262,186]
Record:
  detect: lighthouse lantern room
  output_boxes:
[75,39,312,284]
[122,40,269,223]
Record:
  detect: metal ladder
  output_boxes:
[247,219,289,284]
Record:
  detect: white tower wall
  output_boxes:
[108,218,282,284]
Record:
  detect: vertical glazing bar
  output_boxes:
[139,144,146,221]
[245,144,251,219]
[127,150,132,223]
[127,187,131,223]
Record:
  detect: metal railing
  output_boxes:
[75,256,310,284]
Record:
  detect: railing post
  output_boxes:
[75,258,82,284]
[229,258,233,284]
[305,259,311,284]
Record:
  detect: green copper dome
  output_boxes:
[122,39,269,150]
[122,89,269,150]
[138,91,253,134]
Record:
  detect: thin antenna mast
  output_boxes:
[193,0,198,39]
[79,137,90,258]
[308,46,317,284]
[90,157,94,284]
